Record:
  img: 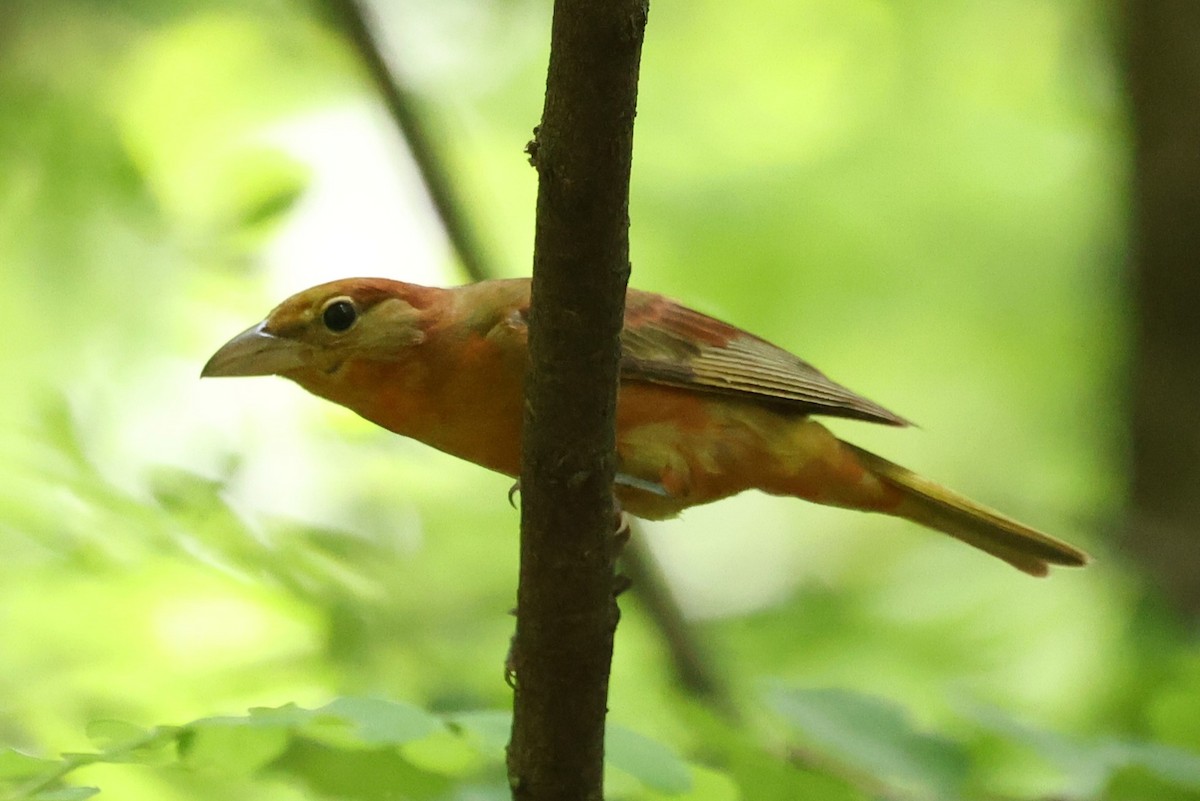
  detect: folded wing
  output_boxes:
[620,291,910,426]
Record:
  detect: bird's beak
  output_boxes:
[201,321,308,378]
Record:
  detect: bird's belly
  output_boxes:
[614,383,805,519]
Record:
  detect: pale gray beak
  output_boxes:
[201,322,308,378]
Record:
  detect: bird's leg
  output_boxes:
[615,471,671,497]
[511,471,666,507]
[610,467,672,597]
[503,477,521,686]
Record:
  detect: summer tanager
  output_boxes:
[203,278,1088,576]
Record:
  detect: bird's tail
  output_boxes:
[843,443,1089,576]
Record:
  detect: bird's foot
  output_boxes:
[612,497,632,595]
[613,508,632,554]
[504,605,519,689]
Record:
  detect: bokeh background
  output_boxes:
[2,1,1197,799]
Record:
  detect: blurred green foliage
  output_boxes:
[1,0,1196,799]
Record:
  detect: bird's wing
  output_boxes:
[620,291,910,426]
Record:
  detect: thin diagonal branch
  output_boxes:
[620,533,736,716]
[322,0,492,283]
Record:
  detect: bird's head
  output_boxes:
[202,278,433,381]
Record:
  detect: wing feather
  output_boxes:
[620,291,910,426]
[467,281,910,427]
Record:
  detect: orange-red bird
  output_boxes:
[203,278,1088,576]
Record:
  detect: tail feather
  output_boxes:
[845,443,1089,576]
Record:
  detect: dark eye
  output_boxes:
[322,299,358,332]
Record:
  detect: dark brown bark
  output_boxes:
[506,1,647,799]
[1125,1,1200,612]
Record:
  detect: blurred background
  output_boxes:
[1,0,1197,799]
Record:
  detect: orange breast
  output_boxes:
[320,344,890,521]
[333,335,526,477]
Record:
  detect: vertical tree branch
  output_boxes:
[507,1,647,799]
[1125,0,1200,613]
[326,0,730,709]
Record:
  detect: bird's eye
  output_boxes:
[321,299,358,332]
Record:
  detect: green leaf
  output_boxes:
[400,729,483,777]
[271,739,451,801]
[29,787,99,801]
[84,719,147,750]
[178,717,290,777]
[964,701,1088,767]
[245,703,320,728]
[1105,741,1200,789]
[606,724,693,795]
[968,703,1200,795]
[310,696,442,748]
[81,721,177,768]
[447,710,512,755]
[0,749,59,780]
[648,764,739,801]
[768,686,968,799]
[677,704,865,801]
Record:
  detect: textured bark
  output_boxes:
[506,1,648,800]
[1126,1,1200,613]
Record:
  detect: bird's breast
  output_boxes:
[311,347,526,477]
[316,355,842,520]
